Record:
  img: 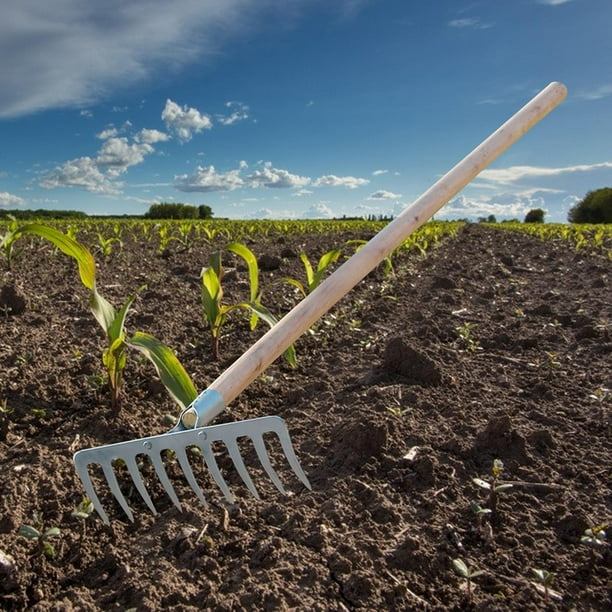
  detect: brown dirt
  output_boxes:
[0,223,610,611]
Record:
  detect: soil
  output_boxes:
[0,222,610,611]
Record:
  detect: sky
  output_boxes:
[1,0,611,223]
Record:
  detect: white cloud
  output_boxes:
[162,99,212,142]
[136,128,170,144]
[313,174,369,189]
[576,84,612,101]
[0,192,26,207]
[95,137,154,177]
[480,162,612,185]
[444,194,542,220]
[175,165,245,192]
[39,157,121,194]
[246,162,310,189]
[537,0,573,5]
[368,189,401,200]
[96,128,119,140]
[372,169,388,176]
[216,101,249,126]
[448,17,493,29]
[302,202,335,219]
[292,188,313,197]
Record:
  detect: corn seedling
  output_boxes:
[452,557,484,604]
[96,231,121,257]
[18,518,61,558]
[283,247,342,297]
[8,223,197,414]
[473,459,513,517]
[201,245,295,365]
[0,216,24,270]
[530,568,555,605]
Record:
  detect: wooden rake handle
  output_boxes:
[202,81,567,418]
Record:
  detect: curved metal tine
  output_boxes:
[251,434,286,494]
[199,441,235,503]
[224,437,260,499]
[173,445,208,509]
[149,451,182,512]
[123,454,157,516]
[271,424,312,490]
[74,457,110,525]
[101,461,134,522]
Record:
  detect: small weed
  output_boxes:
[473,459,513,518]
[0,398,14,441]
[588,387,609,425]
[580,523,608,565]
[452,557,484,604]
[18,516,61,558]
[530,568,555,605]
[455,322,481,353]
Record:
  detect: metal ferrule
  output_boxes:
[178,389,226,429]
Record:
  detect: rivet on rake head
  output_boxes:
[143,441,152,450]
[197,431,207,440]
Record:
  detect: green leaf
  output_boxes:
[201,265,222,328]
[226,242,259,302]
[128,332,198,409]
[89,287,117,334]
[18,525,41,539]
[493,483,514,493]
[16,223,96,290]
[472,477,491,490]
[107,288,143,342]
[43,527,60,538]
[452,558,468,577]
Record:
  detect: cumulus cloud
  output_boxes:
[216,101,250,126]
[444,193,549,220]
[372,169,388,176]
[0,192,26,207]
[246,162,310,189]
[39,157,121,194]
[368,189,402,200]
[175,164,245,192]
[40,125,162,194]
[162,99,212,142]
[136,128,170,144]
[302,202,335,219]
[312,175,369,189]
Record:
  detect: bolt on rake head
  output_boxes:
[73,415,311,525]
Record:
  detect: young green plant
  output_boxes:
[283,247,342,297]
[473,459,513,517]
[201,244,295,365]
[9,223,198,414]
[452,558,484,604]
[18,520,61,558]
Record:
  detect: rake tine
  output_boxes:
[73,455,110,525]
[149,451,182,512]
[198,439,235,504]
[251,434,286,494]
[224,438,260,500]
[173,446,209,509]
[123,455,158,516]
[267,418,312,491]
[100,461,134,522]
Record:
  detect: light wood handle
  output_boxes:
[207,81,567,414]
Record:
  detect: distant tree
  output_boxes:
[478,214,497,223]
[145,202,198,219]
[568,188,612,223]
[198,204,213,219]
[524,208,545,223]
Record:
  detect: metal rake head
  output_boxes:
[73,415,311,524]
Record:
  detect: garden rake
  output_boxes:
[73,82,567,524]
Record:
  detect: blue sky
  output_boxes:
[1,0,610,222]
